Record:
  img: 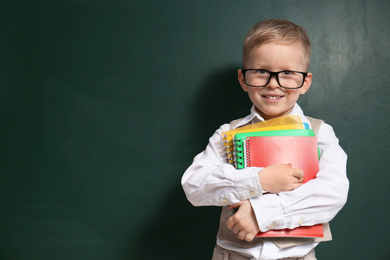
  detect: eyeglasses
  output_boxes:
[241,69,307,89]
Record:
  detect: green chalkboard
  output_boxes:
[1,0,389,259]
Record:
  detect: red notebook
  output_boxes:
[243,135,323,237]
[245,136,319,183]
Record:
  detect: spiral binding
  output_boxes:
[245,138,251,167]
[222,134,234,165]
[232,138,241,168]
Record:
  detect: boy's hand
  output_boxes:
[259,163,304,194]
[226,200,259,242]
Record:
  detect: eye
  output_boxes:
[255,69,268,75]
[281,71,293,75]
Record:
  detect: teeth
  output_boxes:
[266,96,280,100]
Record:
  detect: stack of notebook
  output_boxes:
[221,114,323,238]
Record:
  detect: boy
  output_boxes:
[181,19,349,260]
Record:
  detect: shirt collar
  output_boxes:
[234,104,308,129]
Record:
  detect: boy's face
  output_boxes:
[238,43,312,120]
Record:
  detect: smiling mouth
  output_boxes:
[263,95,283,100]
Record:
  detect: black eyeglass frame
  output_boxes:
[241,69,308,89]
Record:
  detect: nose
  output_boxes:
[266,76,279,89]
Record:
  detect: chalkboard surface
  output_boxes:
[1,0,389,259]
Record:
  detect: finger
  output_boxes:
[227,217,241,234]
[245,233,255,242]
[292,168,304,179]
[294,175,304,183]
[227,201,244,210]
[237,230,246,240]
[226,217,234,230]
[232,225,240,234]
[227,216,240,231]
[227,205,237,210]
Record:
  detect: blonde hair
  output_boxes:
[243,19,311,68]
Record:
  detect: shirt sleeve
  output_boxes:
[181,124,263,206]
[250,122,349,232]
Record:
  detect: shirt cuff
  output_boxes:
[250,194,286,232]
[232,167,263,203]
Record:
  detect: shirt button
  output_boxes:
[298,218,304,225]
[222,199,228,204]
[268,223,275,229]
[250,190,256,196]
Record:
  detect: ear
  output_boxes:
[238,69,249,92]
[299,72,312,95]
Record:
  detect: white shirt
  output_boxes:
[181,104,349,260]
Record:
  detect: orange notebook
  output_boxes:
[242,135,323,237]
